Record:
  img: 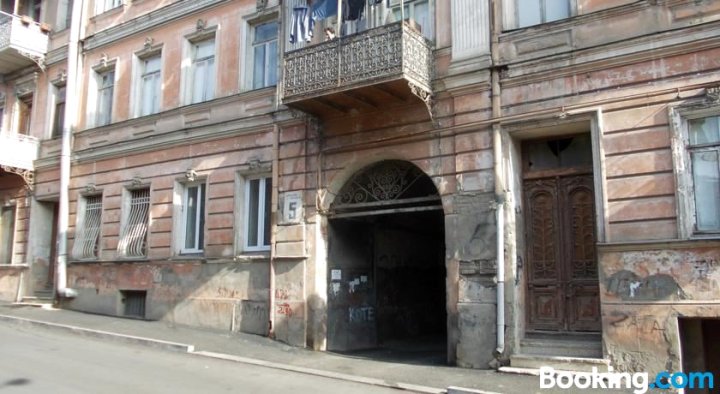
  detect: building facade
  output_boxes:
[0,0,718,376]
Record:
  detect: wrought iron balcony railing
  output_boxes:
[281,22,433,110]
[0,132,39,171]
[0,11,49,74]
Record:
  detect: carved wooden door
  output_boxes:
[524,174,600,332]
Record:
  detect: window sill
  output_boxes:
[234,254,270,263]
[0,264,29,269]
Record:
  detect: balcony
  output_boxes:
[281,22,434,118]
[0,12,49,75]
[0,132,39,171]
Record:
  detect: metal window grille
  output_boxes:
[118,188,150,257]
[121,290,146,318]
[72,195,102,259]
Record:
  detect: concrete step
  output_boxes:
[34,289,54,297]
[519,337,602,358]
[19,295,55,307]
[510,354,610,373]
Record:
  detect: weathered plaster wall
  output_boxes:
[599,242,720,374]
[66,260,270,332]
[0,268,22,301]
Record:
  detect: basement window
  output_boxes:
[120,290,146,318]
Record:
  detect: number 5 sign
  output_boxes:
[282,191,303,224]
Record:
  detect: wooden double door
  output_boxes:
[524,173,601,333]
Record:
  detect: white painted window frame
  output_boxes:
[387,0,435,41]
[503,0,577,31]
[174,181,206,255]
[240,12,282,91]
[132,48,163,118]
[235,172,272,253]
[86,60,116,129]
[670,104,720,239]
[95,0,122,16]
[182,32,217,105]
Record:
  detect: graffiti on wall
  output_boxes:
[606,270,686,301]
[349,306,375,323]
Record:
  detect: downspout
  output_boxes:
[55,0,84,299]
[269,123,280,338]
[490,0,505,355]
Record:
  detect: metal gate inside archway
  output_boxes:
[326,160,447,364]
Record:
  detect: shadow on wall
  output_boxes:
[306,293,327,350]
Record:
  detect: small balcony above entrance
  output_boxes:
[0,12,49,75]
[281,22,433,118]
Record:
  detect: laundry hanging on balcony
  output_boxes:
[290,6,314,44]
[343,0,366,21]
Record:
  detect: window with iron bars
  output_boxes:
[118,188,150,258]
[72,195,102,259]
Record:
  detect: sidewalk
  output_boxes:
[0,303,619,394]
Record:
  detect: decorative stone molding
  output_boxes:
[14,73,37,97]
[706,86,720,104]
[85,0,230,51]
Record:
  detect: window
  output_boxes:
[0,205,16,264]
[139,55,161,116]
[390,0,434,40]
[244,177,271,251]
[517,0,570,28]
[52,85,66,138]
[118,188,150,258]
[96,69,114,126]
[180,183,205,253]
[56,0,74,30]
[686,116,720,232]
[251,21,278,90]
[95,0,121,15]
[189,39,215,104]
[17,94,32,135]
[72,195,102,259]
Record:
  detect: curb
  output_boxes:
[0,314,195,353]
[191,350,447,394]
[0,313,487,394]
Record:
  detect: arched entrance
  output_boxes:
[326,160,447,364]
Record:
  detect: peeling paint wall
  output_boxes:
[600,243,720,374]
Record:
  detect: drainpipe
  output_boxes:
[54,0,84,299]
[490,0,505,355]
[268,123,280,338]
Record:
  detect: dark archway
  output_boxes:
[326,160,447,365]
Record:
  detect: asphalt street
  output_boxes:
[0,323,405,394]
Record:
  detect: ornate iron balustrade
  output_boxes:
[0,132,39,170]
[281,22,433,105]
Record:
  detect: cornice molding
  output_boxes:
[501,20,720,87]
[46,45,69,66]
[84,0,231,52]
